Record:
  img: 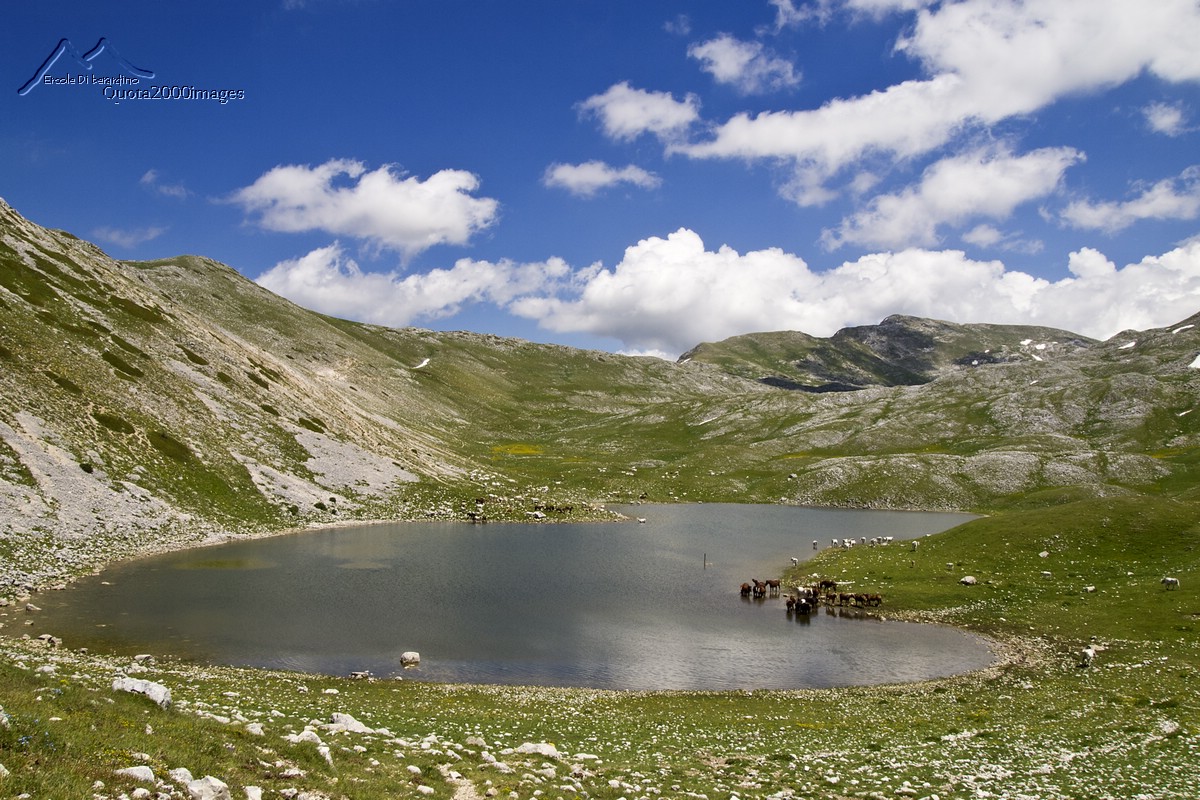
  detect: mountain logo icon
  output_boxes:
[18,37,155,96]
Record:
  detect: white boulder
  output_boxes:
[114,766,155,783]
[516,742,562,760]
[170,767,195,785]
[330,712,374,734]
[112,677,172,709]
[285,728,324,746]
[187,775,232,800]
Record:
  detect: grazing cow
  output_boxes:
[1079,646,1096,668]
[791,556,800,565]
[864,593,883,607]
[740,582,752,597]
[1162,576,1180,590]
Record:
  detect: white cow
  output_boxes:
[1162,576,1180,590]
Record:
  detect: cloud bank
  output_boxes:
[256,243,571,328]
[596,0,1200,212]
[229,159,500,258]
[244,2,1200,358]
[259,229,1200,357]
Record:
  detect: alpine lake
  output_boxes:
[23,504,996,691]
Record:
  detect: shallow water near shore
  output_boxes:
[24,504,994,690]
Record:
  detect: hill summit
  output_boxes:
[681,315,1096,392]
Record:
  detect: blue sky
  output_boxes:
[4,0,1200,357]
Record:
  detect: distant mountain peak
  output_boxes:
[681,317,1098,392]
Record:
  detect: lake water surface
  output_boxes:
[26,504,995,690]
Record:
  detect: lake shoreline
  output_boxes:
[9,504,998,693]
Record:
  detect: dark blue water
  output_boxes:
[26,504,994,690]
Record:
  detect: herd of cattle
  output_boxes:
[739,577,882,614]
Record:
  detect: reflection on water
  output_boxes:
[24,504,994,690]
[176,557,277,570]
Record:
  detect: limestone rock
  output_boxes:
[112,677,172,709]
[114,766,155,783]
[170,767,195,785]
[516,742,562,760]
[187,775,232,800]
[330,712,374,734]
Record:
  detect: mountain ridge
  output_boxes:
[2,195,1200,594]
[680,314,1098,392]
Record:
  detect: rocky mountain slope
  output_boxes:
[680,315,1096,391]
[2,196,1200,593]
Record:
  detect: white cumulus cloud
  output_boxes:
[255,242,570,327]
[679,0,1200,202]
[1143,101,1189,136]
[229,159,500,258]
[509,229,1200,356]
[823,146,1082,249]
[542,161,661,197]
[578,82,701,143]
[688,34,801,95]
[1062,166,1200,232]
